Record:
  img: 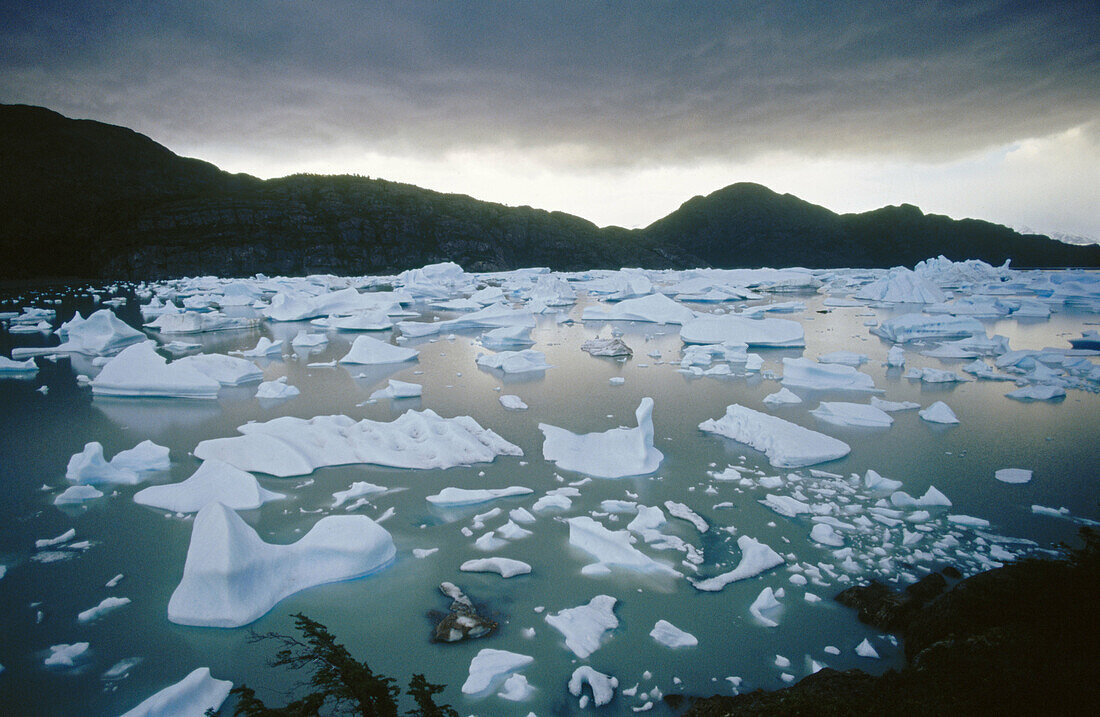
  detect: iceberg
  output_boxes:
[195,411,522,477]
[461,648,534,695]
[680,315,805,347]
[339,336,419,364]
[460,558,532,578]
[146,311,259,334]
[540,398,663,478]
[45,642,89,667]
[870,396,920,412]
[871,313,985,343]
[650,619,698,648]
[689,536,784,592]
[397,302,534,339]
[369,379,422,400]
[174,353,263,385]
[749,587,783,627]
[818,351,869,366]
[53,485,104,504]
[499,394,528,410]
[230,337,283,358]
[699,404,850,467]
[168,502,395,627]
[426,486,534,507]
[545,595,619,658]
[0,356,38,376]
[332,481,387,508]
[1006,385,1066,401]
[855,638,880,659]
[479,325,534,349]
[77,596,131,623]
[852,267,946,304]
[995,468,1032,484]
[313,311,394,331]
[66,442,140,485]
[134,460,284,512]
[567,516,679,577]
[15,309,145,359]
[762,387,802,406]
[476,349,552,374]
[919,401,959,424]
[569,666,618,707]
[810,402,893,428]
[255,377,300,400]
[781,358,877,392]
[118,667,232,717]
[91,342,221,399]
[582,293,695,324]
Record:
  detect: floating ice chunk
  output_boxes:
[66,442,138,485]
[461,648,534,695]
[498,673,533,701]
[762,388,802,406]
[134,460,284,513]
[863,470,903,492]
[583,293,695,324]
[111,440,171,472]
[496,520,533,540]
[476,349,552,374]
[45,642,89,667]
[818,351,869,366]
[480,325,534,349]
[871,313,984,343]
[413,548,438,558]
[369,379,422,400]
[810,523,844,547]
[545,595,619,658]
[690,536,784,592]
[510,507,537,523]
[567,517,679,577]
[854,267,946,304]
[1031,504,1071,519]
[540,398,663,478]
[609,376,626,385]
[339,336,419,364]
[427,486,534,507]
[582,337,633,357]
[175,353,263,385]
[890,487,951,508]
[195,410,521,477]
[291,331,328,348]
[54,485,104,504]
[91,342,221,399]
[664,501,708,532]
[500,394,528,410]
[167,502,395,627]
[36,528,75,549]
[118,667,233,717]
[905,367,970,383]
[699,404,850,467]
[461,558,532,578]
[569,665,618,707]
[681,315,804,347]
[918,401,959,424]
[760,494,811,517]
[256,377,300,400]
[870,396,920,412]
[147,311,259,334]
[77,596,130,623]
[781,358,877,392]
[1006,385,1066,401]
[995,468,1032,484]
[27,309,144,358]
[399,302,534,338]
[810,402,893,428]
[886,345,906,367]
[947,514,990,528]
[855,638,880,658]
[0,356,38,376]
[650,620,698,648]
[749,587,782,627]
[332,481,387,508]
[314,311,394,331]
[231,337,283,358]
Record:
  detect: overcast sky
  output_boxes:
[3,1,1098,238]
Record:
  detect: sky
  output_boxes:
[3,0,1098,239]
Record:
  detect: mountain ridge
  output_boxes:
[2,103,1097,279]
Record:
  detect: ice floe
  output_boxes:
[91,342,221,399]
[476,349,552,374]
[699,404,850,467]
[540,398,663,478]
[461,558,532,578]
[369,379,422,400]
[174,353,263,385]
[781,358,877,392]
[461,648,534,695]
[995,468,1033,484]
[134,460,284,513]
[650,619,698,648]
[690,536,784,592]
[680,315,805,347]
[569,665,618,707]
[918,401,959,424]
[545,594,619,658]
[749,587,783,627]
[255,377,299,400]
[810,402,893,428]
[871,313,985,343]
[117,668,231,717]
[426,486,534,507]
[338,335,419,364]
[168,502,395,627]
[567,517,679,577]
[582,293,695,324]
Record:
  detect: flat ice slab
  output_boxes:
[119,667,232,717]
[680,315,805,347]
[690,536,784,592]
[92,342,221,399]
[540,398,663,478]
[461,648,534,695]
[781,358,877,392]
[134,459,284,512]
[995,468,1033,484]
[175,353,263,385]
[871,313,985,343]
[567,516,679,577]
[168,502,395,627]
[810,402,894,428]
[545,594,619,658]
[650,619,698,648]
[476,349,552,374]
[460,557,532,578]
[582,293,695,324]
[338,335,419,364]
[195,410,522,477]
[426,486,534,507]
[699,404,850,467]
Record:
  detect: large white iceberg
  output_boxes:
[91,342,221,399]
[174,353,263,385]
[680,315,805,347]
[117,668,229,716]
[699,404,850,467]
[810,402,894,428]
[134,460,284,512]
[871,313,985,343]
[167,502,395,627]
[338,336,419,364]
[852,267,946,304]
[781,358,877,392]
[540,398,663,478]
[582,293,695,324]
[14,309,144,359]
[195,411,522,477]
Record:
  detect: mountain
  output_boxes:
[2,104,1097,280]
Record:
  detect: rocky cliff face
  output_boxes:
[3,104,1097,280]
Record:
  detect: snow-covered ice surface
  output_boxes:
[2,260,1098,715]
[118,667,232,717]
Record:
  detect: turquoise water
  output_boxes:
[0,278,1097,715]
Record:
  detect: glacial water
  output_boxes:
[1,275,1098,716]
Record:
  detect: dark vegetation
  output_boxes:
[677,528,1100,716]
[215,613,456,717]
[3,104,1098,280]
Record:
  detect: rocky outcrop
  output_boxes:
[429,582,498,643]
[3,103,1099,280]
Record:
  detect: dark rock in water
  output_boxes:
[581,337,633,357]
[940,565,962,579]
[430,582,497,643]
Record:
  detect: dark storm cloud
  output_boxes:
[2,0,1098,167]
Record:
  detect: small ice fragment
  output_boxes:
[500,394,528,410]
[649,620,698,648]
[460,558,532,578]
[855,638,880,658]
[45,642,89,667]
[461,648,533,695]
[545,595,618,658]
[919,401,959,424]
[995,468,1032,484]
[569,665,618,707]
[77,596,131,623]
